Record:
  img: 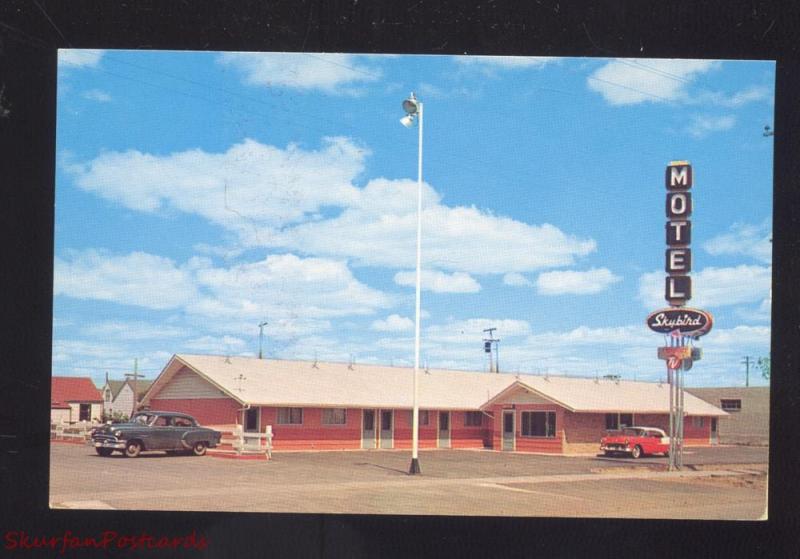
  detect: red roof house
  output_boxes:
[51,377,103,423]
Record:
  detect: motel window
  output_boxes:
[322,408,347,425]
[406,410,429,426]
[605,413,619,430]
[464,411,483,427]
[620,413,634,428]
[692,416,705,428]
[720,399,742,412]
[277,407,303,425]
[521,411,556,438]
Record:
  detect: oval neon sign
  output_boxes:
[646,307,713,337]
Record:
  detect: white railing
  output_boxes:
[50,420,98,442]
[231,424,273,459]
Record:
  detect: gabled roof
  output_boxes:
[104,379,153,400]
[51,376,103,406]
[144,354,727,416]
[482,378,727,416]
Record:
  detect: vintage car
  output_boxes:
[600,426,670,458]
[90,411,221,458]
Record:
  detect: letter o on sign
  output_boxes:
[667,192,692,218]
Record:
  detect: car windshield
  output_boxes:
[622,428,644,436]
[132,413,154,425]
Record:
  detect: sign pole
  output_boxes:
[668,366,675,471]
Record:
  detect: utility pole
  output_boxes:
[483,327,500,373]
[124,358,145,416]
[741,356,754,387]
[258,321,268,359]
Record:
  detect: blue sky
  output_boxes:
[53,51,774,387]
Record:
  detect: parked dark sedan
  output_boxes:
[91,411,222,457]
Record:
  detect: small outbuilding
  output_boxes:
[51,376,103,424]
[142,354,726,454]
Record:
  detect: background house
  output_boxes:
[141,354,726,454]
[51,377,103,424]
[687,386,769,445]
[100,375,153,418]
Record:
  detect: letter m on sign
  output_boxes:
[667,163,692,190]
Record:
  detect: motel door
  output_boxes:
[362,410,376,449]
[710,417,719,445]
[379,410,393,449]
[502,411,515,451]
[438,411,451,448]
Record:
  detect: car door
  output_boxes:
[148,415,174,450]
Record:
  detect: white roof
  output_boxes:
[488,377,727,416]
[144,354,726,416]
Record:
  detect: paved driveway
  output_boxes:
[49,443,768,518]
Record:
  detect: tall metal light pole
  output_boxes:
[258,321,268,359]
[401,92,423,475]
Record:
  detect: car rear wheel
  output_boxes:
[95,447,113,457]
[124,441,142,458]
[631,445,642,459]
[192,442,207,456]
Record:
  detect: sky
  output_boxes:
[53,50,774,388]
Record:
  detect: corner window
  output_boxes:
[464,411,483,427]
[521,411,556,437]
[322,408,347,425]
[720,399,741,412]
[277,408,303,425]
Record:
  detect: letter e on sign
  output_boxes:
[666,248,691,273]
[666,164,692,190]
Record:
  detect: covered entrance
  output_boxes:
[379,410,393,449]
[438,411,451,448]
[362,409,377,449]
[244,407,260,432]
[502,410,515,451]
[711,417,719,444]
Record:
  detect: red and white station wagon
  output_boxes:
[600,426,670,458]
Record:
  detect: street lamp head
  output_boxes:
[400,114,415,128]
[402,93,419,115]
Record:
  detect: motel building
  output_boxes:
[140,354,727,454]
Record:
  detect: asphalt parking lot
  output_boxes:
[50,443,768,518]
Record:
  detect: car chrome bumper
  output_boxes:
[94,440,126,450]
[600,446,630,452]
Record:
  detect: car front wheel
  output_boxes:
[95,447,113,457]
[192,442,207,456]
[124,441,142,458]
[631,445,642,459]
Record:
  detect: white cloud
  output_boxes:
[66,137,367,231]
[703,221,772,263]
[686,114,736,138]
[54,250,198,310]
[503,272,533,287]
[425,318,532,345]
[455,55,557,69]
[694,85,772,107]
[536,267,621,295]
[81,321,186,340]
[191,253,393,321]
[217,52,380,94]
[587,58,718,105]
[394,270,481,293]
[58,49,104,68]
[69,140,596,276]
[637,265,771,309]
[82,89,112,102]
[183,335,248,354]
[371,314,414,332]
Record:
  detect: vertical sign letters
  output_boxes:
[665,161,692,306]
